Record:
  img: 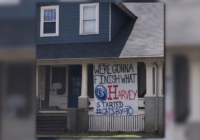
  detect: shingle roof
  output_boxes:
[37,3,164,59]
[120,3,164,57]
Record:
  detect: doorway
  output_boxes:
[68,65,82,108]
[49,66,68,110]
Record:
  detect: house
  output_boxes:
[36,2,164,136]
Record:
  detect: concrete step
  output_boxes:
[36,121,65,124]
[37,124,66,127]
[37,127,66,131]
[37,131,66,135]
[36,113,67,134]
[37,118,66,121]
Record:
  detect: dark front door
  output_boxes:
[68,65,82,108]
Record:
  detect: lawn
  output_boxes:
[37,132,161,138]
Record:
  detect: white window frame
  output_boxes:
[40,5,59,37]
[79,3,99,35]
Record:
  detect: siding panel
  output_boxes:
[36,3,109,45]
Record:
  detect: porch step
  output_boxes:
[37,127,66,131]
[36,113,67,134]
[37,131,66,135]
[37,117,66,121]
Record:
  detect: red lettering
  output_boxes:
[121,90,127,99]
[107,85,119,100]
[118,91,122,99]
[129,90,137,100]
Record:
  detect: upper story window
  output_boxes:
[80,3,99,35]
[40,5,59,37]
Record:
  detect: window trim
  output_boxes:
[40,5,59,37]
[79,3,99,35]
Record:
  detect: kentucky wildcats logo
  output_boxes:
[95,85,107,101]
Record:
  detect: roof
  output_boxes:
[120,3,164,57]
[37,3,164,60]
[115,3,136,19]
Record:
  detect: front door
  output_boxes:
[68,65,82,108]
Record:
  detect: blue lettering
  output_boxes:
[116,108,120,115]
[128,106,134,115]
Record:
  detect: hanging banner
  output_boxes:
[93,63,138,116]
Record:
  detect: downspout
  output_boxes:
[154,59,159,133]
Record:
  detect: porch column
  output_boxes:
[145,63,154,97]
[144,62,155,134]
[188,54,200,123]
[78,63,88,108]
[144,61,164,136]
[158,62,164,97]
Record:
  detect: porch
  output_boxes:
[36,58,164,133]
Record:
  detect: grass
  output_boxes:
[37,132,161,138]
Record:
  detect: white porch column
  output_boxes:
[145,60,164,135]
[188,54,200,123]
[158,62,164,97]
[36,65,39,97]
[78,63,88,108]
[81,63,88,97]
[145,63,154,97]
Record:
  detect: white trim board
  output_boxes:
[109,3,111,41]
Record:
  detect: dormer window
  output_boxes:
[80,3,99,35]
[40,5,59,37]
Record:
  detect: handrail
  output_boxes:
[36,90,43,111]
[36,90,43,99]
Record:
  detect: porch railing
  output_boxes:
[89,114,145,132]
[88,98,145,132]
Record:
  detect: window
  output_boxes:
[80,3,99,35]
[72,77,81,95]
[40,5,59,37]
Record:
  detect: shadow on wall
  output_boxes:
[36,18,137,59]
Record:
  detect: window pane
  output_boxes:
[76,88,80,95]
[83,20,96,33]
[44,9,56,21]
[44,22,56,33]
[76,77,80,81]
[76,81,80,87]
[53,9,56,21]
[73,88,75,94]
[83,6,96,20]
[73,81,75,87]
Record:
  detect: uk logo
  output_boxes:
[95,85,108,101]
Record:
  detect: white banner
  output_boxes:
[93,63,138,116]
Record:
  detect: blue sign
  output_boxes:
[95,85,108,102]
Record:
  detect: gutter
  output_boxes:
[153,59,159,134]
